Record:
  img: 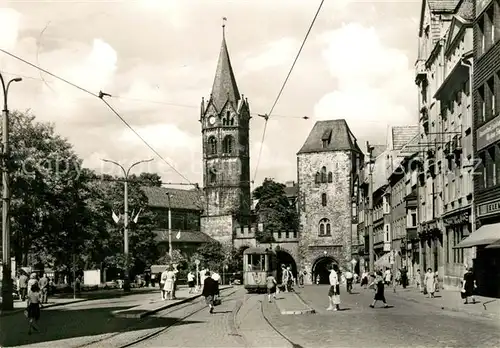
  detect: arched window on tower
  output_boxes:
[209,168,217,184]
[223,111,234,126]
[319,218,331,236]
[315,172,320,184]
[321,166,327,183]
[222,135,234,154]
[328,172,333,183]
[321,193,327,206]
[208,136,217,155]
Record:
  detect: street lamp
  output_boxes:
[366,142,376,273]
[102,158,154,291]
[1,73,22,310]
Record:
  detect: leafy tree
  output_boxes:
[252,178,299,243]
[5,111,90,271]
[158,249,185,265]
[129,172,162,187]
[196,240,225,271]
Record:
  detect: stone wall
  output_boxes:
[297,150,353,282]
[200,215,233,243]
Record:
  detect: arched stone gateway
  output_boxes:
[276,249,298,282]
[311,256,337,285]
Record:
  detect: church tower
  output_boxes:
[200,22,251,243]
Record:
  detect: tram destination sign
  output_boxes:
[477,199,500,218]
[477,117,500,151]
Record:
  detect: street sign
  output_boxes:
[195,259,200,265]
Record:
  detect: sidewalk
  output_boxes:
[113,285,232,318]
[392,285,500,319]
[0,287,157,317]
[274,290,315,315]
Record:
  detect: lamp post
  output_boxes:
[166,192,173,259]
[102,158,154,291]
[1,73,22,310]
[366,142,375,273]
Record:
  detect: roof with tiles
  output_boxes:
[154,230,214,244]
[392,126,419,150]
[141,186,202,211]
[428,0,460,12]
[297,119,361,155]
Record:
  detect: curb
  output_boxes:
[113,285,233,319]
[393,292,499,320]
[278,292,315,315]
[0,298,89,317]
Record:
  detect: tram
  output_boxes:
[243,247,277,293]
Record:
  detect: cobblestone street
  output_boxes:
[262,285,500,347]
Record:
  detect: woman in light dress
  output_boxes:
[424,268,436,298]
[163,265,176,300]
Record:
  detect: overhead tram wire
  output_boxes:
[0,48,193,185]
[251,0,325,184]
[0,70,309,120]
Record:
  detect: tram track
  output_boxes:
[74,287,239,348]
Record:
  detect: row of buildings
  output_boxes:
[358,0,500,297]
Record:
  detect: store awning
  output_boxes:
[375,253,391,268]
[454,223,500,248]
[486,239,500,249]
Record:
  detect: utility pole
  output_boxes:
[367,141,375,273]
[166,193,173,259]
[0,74,22,311]
[102,158,153,292]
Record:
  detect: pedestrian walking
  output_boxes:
[26,283,41,334]
[27,273,38,297]
[297,270,305,288]
[38,273,49,304]
[369,271,389,308]
[266,274,277,302]
[360,271,368,288]
[461,267,477,304]
[424,268,436,298]
[327,264,341,311]
[400,267,408,289]
[19,272,28,301]
[211,269,221,303]
[160,268,168,300]
[344,268,354,293]
[415,269,422,292]
[202,271,217,314]
[163,265,176,300]
[384,268,392,286]
[187,271,195,293]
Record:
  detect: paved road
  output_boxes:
[262,285,500,348]
[4,284,499,347]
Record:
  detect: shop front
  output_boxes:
[442,208,472,289]
[419,219,444,280]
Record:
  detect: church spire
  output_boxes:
[210,17,240,111]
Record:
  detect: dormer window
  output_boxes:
[321,129,332,148]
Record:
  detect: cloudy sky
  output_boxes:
[0,0,421,187]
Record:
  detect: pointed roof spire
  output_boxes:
[211,17,240,111]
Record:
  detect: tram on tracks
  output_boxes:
[243,247,277,293]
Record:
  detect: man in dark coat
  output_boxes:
[202,271,217,314]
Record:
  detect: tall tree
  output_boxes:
[252,178,299,243]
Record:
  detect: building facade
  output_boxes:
[297,120,363,284]
[199,28,252,243]
[463,0,500,297]
[414,0,476,289]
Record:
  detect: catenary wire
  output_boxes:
[252,0,325,184]
[0,49,193,184]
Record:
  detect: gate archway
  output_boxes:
[276,250,297,282]
[312,256,337,284]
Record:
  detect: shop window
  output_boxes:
[453,228,464,264]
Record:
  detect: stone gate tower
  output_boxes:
[199,24,251,243]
